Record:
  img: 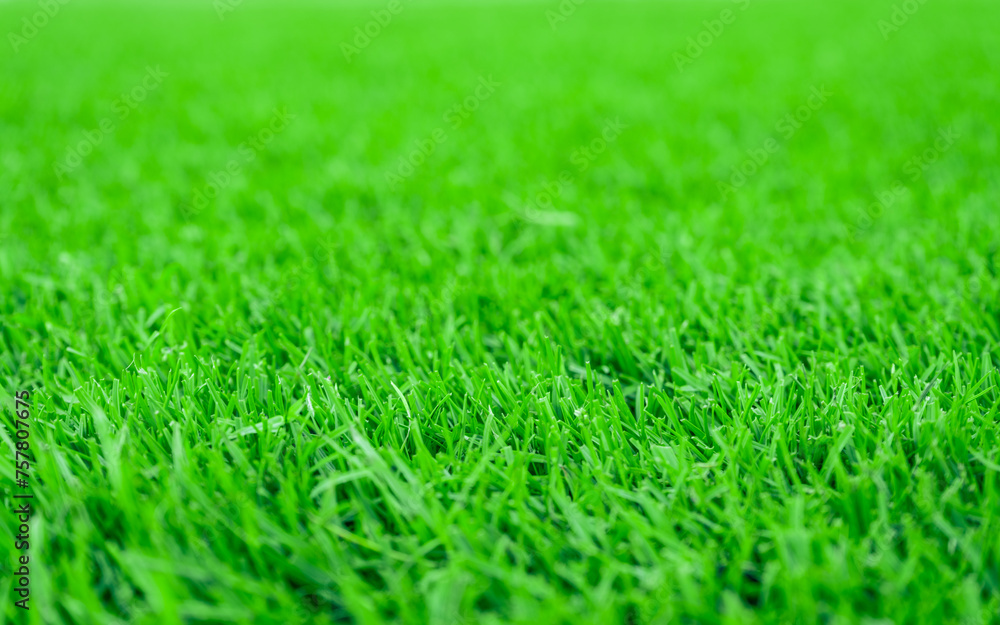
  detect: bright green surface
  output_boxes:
[2,1,999,623]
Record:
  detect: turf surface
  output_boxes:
[2,0,999,623]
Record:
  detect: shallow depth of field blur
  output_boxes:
[1,0,999,623]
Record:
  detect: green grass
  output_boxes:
[2,0,999,623]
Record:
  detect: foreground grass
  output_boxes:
[1,0,999,623]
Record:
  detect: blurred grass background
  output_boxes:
[2,1,999,624]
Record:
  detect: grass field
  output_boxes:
[2,0,1000,623]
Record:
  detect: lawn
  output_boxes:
[1,0,999,623]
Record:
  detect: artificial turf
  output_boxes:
[1,0,999,623]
